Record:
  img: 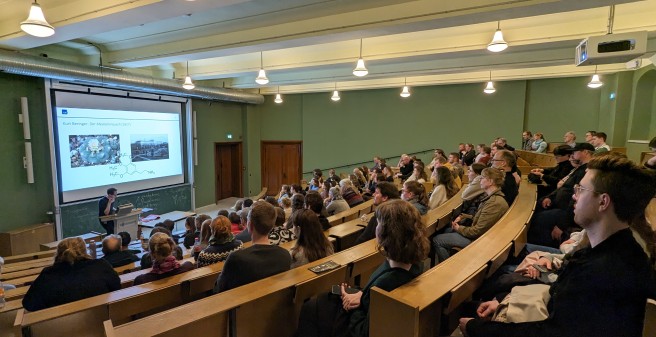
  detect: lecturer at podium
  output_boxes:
[99,187,118,234]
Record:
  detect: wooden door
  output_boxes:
[261,141,302,196]
[215,142,243,201]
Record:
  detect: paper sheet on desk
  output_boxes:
[141,214,160,222]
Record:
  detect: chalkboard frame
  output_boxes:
[59,184,192,237]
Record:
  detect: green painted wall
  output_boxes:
[524,76,602,144]
[0,73,54,232]
[3,69,656,231]
[192,100,245,206]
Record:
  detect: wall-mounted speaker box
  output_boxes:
[0,223,55,256]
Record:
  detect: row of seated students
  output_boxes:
[457,153,656,337]
[18,143,655,336]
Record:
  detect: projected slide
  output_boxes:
[55,107,183,192]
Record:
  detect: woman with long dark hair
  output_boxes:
[289,209,334,268]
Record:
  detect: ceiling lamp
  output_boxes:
[331,83,340,101]
[182,61,195,90]
[352,39,368,77]
[484,71,496,94]
[487,21,508,52]
[255,52,269,85]
[274,87,283,104]
[400,78,411,98]
[21,1,55,37]
[587,66,603,88]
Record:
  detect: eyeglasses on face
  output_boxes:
[573,184,600,196]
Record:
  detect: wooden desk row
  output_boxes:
[369,182,537,337]
[326,199,374,227]
[6,187,465,337]
[100,188,466,337]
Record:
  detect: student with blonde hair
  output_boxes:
[23,237,120,311]
[133,233,195,285]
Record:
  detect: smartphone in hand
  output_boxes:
[331,285,359,295]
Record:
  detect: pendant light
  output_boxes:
[21,1,55,37]
[352,39,368,77]
[587,66,603,88]
[400,78,411,98]
[182,61,195,90]
[487,21,508,52]
[331,83,340,101]
[255,52,269,85]
[484,71,496,94]
[274,87,283,104]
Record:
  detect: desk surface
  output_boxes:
[139,210,196,228]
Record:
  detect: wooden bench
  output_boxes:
[39,232,103,251]
[104,240,383,337]
[326,199,374,227]
[515,150,557,175]
[101,185,469,337]
[2,251,55,265]
[369,182,537,337]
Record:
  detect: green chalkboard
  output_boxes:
[60,184,192,237]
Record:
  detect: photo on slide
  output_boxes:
[130,134,170,162]
[69,135,121,168]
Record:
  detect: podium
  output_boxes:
[99,208,142,240]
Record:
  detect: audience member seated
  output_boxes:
[234,207,252,242]
[432,168,509,263]
[278,184,292,203]
[243,198,254,208]
[218,209,229,218]
[405,165,427,184]
[326,186,350,216]
[563,131,576,148]
[308,177,321,191]
[232,199,243,212]
[475,144,491,165]
[182,215,198,249]
[279,197,293,219]
[340,179,365,208]
[101,234,139,267]
[296,199,429,337]
[462,163,487,202]
[528,143,594,247]
[585,130,596,144]
[133,233,195,285]
[430,156,456,186]
[269,207,296,245]
[496,137,515,151]
[460,154,656,337]
[401,181,429,215]
[458,143,467,160]
[461,143,476,166]
[428,166,459,210]
[491,150,519,205]
[591,131,611,153]
[394,154,414,180]
[449,152,465,181]
[228,212,243,234]
[381,166,395,182]
[192,218,212,261]
[529,145,574,197]
[197,216,243,267]
[326,169,341,186]
[213,201,291,293]
[305,191,331,230]
[521,131,533,151]
[140,227,184,269]
[427,149,446,172]
[289,209,334,268]
[117,231,140,254]
[22,237,121,311]
[531,132,547,153]
[355,182,400,245]
[353,168,368,188]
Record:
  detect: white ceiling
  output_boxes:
[1,0,655,95]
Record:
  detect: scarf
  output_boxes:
[151,255,180,274]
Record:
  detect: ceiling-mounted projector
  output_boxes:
[575,31,647,66]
